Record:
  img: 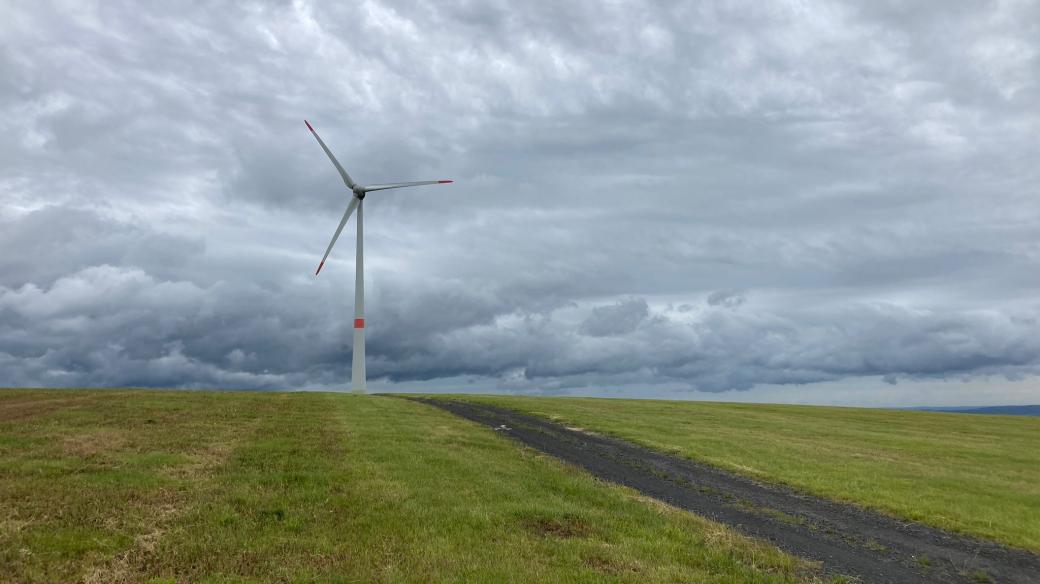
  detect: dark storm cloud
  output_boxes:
[581,298,650,337]
[707,290,745,309]
[2,1,1039,397]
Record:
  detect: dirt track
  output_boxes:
[415,398,1040,584]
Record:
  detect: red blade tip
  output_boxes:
[438,179,454,184]
[315,260,324,275]
[305,120,314,131]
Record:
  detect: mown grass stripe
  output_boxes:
[1,390,843,583]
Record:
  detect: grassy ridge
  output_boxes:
[0,390,835,583]
[456,395,1040,552]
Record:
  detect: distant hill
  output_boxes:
[912,405,1040,417]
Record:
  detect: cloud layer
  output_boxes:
[2,1,1039,399]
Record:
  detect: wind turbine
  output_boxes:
[306,119,453,393]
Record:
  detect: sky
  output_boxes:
[2,0,1039,406]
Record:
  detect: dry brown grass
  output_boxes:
[83,501,179,584]
[160,441,234,480]
[583,552,642,575]
[81,414,257,583]
[60,429,130,458]
[0,393,95,422]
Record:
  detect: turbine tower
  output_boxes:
[306,120,452,392]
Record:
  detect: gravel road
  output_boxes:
[415,398,1040,584]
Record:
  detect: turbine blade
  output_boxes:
[315,196,360,275]
[305,120,357,190]
[363,180,453,193]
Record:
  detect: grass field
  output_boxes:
[453,395,1040,552]
[0,390,840,584]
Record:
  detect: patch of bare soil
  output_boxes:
[416,398,1040,584]
[523,514,592,538]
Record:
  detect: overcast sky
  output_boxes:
[3,1,1039,406]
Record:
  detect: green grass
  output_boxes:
[450,395,1040,552]
[0,389,838,583]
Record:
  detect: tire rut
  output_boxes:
[412,398,1040,584]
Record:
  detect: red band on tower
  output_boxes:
[354,318,365,329]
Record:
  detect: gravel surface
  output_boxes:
[415,398,1040,584]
